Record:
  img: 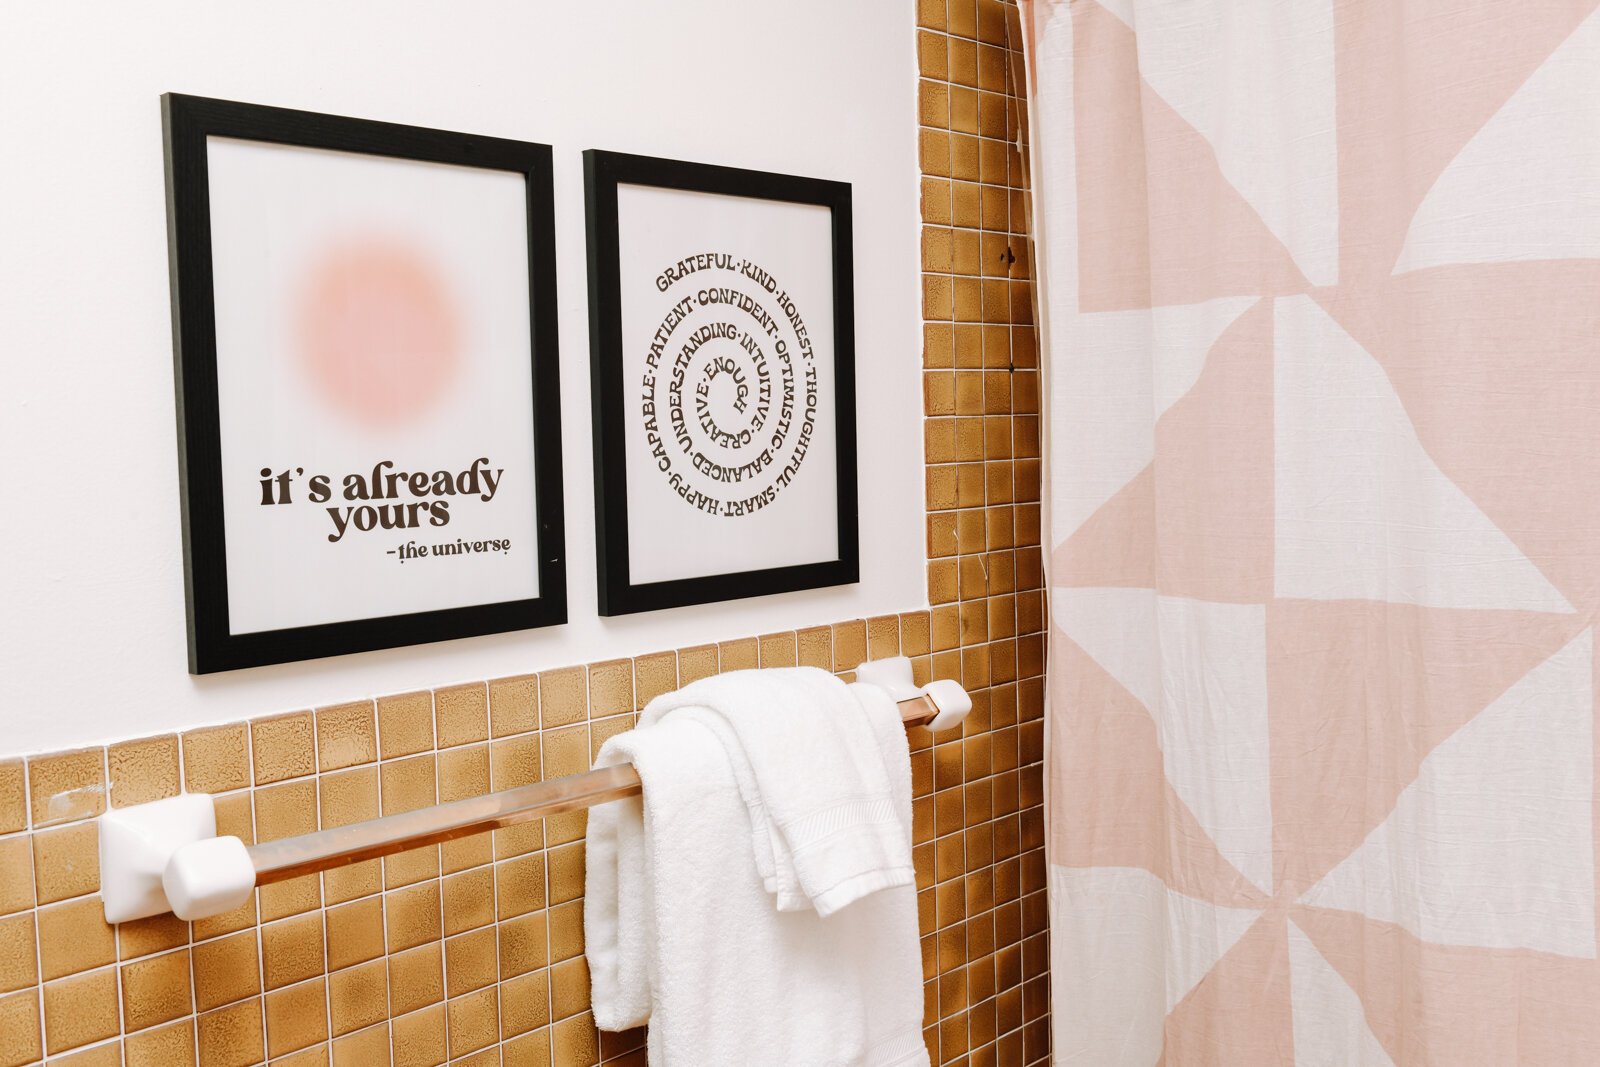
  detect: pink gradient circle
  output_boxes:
[296,235,462,428]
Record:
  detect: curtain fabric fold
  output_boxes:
[1022,1,1600,1062]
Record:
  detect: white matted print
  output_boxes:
[209,138,538,632]
[165,95,564,672]
[617,183,838,583]
[586,151,858,615]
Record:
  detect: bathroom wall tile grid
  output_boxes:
[0,1,1047,1064]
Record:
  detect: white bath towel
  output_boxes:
[637,666,915,917]
[586,680,929,1067]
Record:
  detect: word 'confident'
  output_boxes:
[257,458,505,543]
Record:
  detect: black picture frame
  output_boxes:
[583,150,860,616]
[163,93,566,673]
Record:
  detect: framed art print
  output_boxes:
[583,150,859,615]
[164,94,565,673]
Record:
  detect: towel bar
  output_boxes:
[98,658,972,923]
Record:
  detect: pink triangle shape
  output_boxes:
[1334,0,1600,281]
[1319,266,1600,612]
[1267,600,1587,895]
[1052,299,1273,601]
[1161,913,1295,1066]
[1294,904,1600,1067]
[1071,0,1307,311]
[1051,633,1271,910]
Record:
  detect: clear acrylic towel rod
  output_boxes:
[97,657,972,924]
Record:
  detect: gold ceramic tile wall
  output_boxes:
[916,2,1049,1061]
[1,3,1046,1064]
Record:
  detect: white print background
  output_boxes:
[616,183,841,585]
[207,137,540,634]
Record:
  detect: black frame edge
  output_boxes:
[163,93,567,672]
[583,149,861,617]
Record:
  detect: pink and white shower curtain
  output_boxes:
[1021,1,1600,1062]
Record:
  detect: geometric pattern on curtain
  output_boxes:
[1022,1,1600,1062]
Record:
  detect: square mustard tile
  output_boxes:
[445,986,498,1059]
[833,620,868,672]
[542,726,589,782]
[332,1021,390,1067]
[444,927,497,998]
[0,987,41,1067]
[326,895,385,971]
[495,853,546,921]
[0,761,26,835]
[316,700,377,771]
[489,734,541,793]
[589,714,631,761]
[545,809,586,848]
[387,942,443,1017]
[43,966,119,1055]
[868,614,902,659]
[0,913,36,993]
[277,1044,332,1067]
[551,1011,599,1067]
[547,900,583,964]
[264,976,328,1058]
[125,1018,195,1067]
[117,909,189,961]
[488,674,539,737]
[0,838,31,916]
[33,821,98,904]
[390,1003,446,1067]
[758,632,797,668]
[376,691,434,760]
[192,929,260,1012]
[503,1027,552,1067]
[676,644,719,685]
[797,627,832,670]
[262,912,325,990]
[434,683,487,749]
[441,867,495,937]
[498,911,548,978]
[500,968,549,1038]
[385,882,441,953]
[441,831,491,882]
[550,956,590,1021]
[108,734,180,808]
[718,638,758,673]
[587,659,634,717]
[251,711,316,785]
[319,767,379,830]
[329,958,387,1037]
[437,744,489,804]
[633,651,678,707]
[538,667,586,728]
[28,748,104,827]
[548,842,584,906]
[36,896,114,981]
[902,611,934,657]
[196,998,265,1067]
[380,755,436,816]
[121,947,192,1032]
[383,844,440,891]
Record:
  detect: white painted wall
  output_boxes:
[0,1,925,755]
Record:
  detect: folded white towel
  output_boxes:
[638,666,915,917]
[586,680,929,1067]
